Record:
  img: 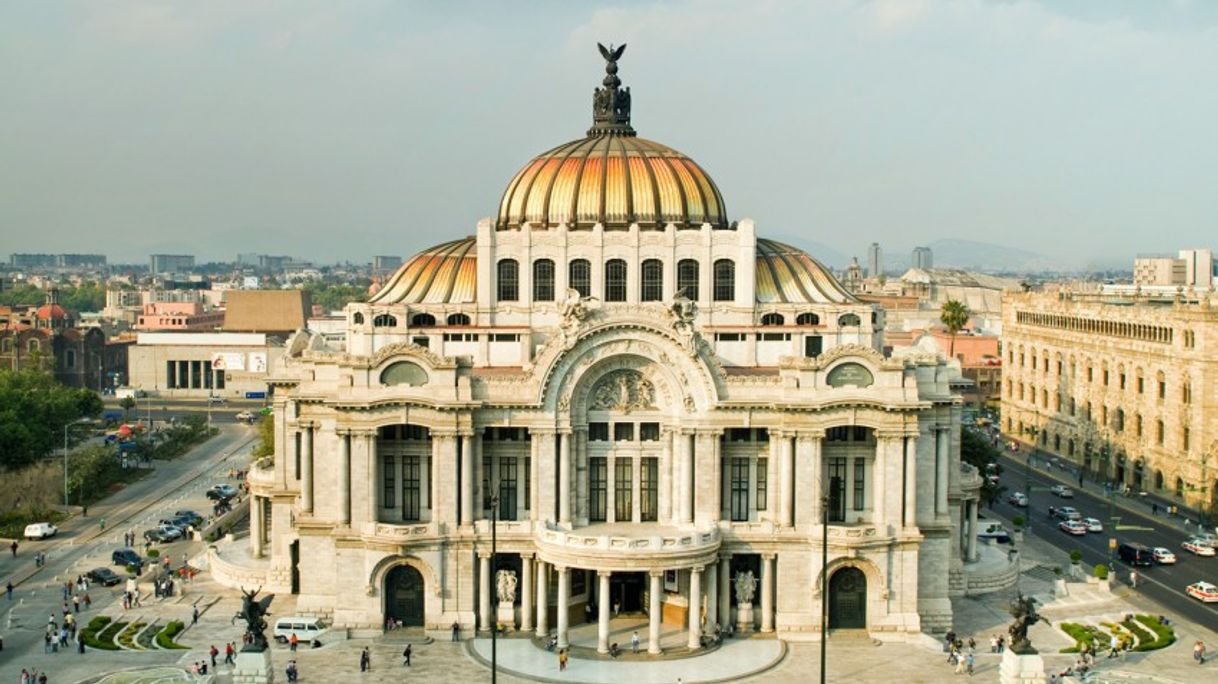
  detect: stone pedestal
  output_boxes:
[1000,649,1046,684]
[497,601,516,631]
[737,602,755,633]
[233,649,275,684]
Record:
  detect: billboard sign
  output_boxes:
[248,352,267,373]
[211,352,245,371]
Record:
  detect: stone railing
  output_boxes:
[959,463,983,493]
[370,521,444,541]
[472,519,536,535]
[208,543,271,592]
[247,460,276,488]
[535,526,719,554]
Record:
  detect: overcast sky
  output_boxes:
[2,0,1216,268]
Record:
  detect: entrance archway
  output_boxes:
[828,566,867,629]
[385,565,425,627]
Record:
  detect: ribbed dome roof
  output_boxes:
[368,238,476,305]
[755,239,858,304]
[496,136,728,231]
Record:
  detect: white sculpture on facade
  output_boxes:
[496,569,518,603]
[734,570,757,604]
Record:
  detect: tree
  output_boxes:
[940,299,971,358]
[0,367,103,469]
[251,416,275,462]
[119,396,136,420]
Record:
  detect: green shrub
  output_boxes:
[1133,615,1176,652]
[117,622,145,649]
[84,619,126,650]
[1121,618,1153,648]
[1069,550,1083,564]
[1058,622,1096,653]
[155,620,189,649]
[1053,566,1063,576]
[147,548,160,558]
[1012,515,1025,529]
[1093,564,1109,580]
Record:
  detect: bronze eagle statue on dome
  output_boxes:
[598,42,626,64]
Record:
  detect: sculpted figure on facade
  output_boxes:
[734,570,758,605]
[668,288,700,355]
[590,369,656,412]
[560,287,595,350]
[496,569,518,603]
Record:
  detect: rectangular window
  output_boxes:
[215,369,225,389]
[524,456,531,507]
[382,454,396,510]
[569,259,591,298]
[614,422,634,441]
[827,457,847,522]
[640,457,658,522]
[804,335,823,358]
[589,422,609,442]
[401,455,420,521]
[203,360,213,389]
[498,456,518,520]
[640,260,663,302]
[730,458,750,522]
[412,336,430,348]
[491,333,519,342]
[614,458,633,521]
[757,332,790,341]
[755,457,768,510]
[443,333,479,342]
[640,422,660,441]
[1158,381,1166,400]
[294,432,302,479]
[589,457,607,522]
[715,332,745,342]
[1183,426,1190,451]
[853,458,866,510]
[482,455,492,510]
[166,360,176,388]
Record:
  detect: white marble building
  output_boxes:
[232,48,979,650]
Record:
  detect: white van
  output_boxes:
[24,522,59,540]
[272,617,329,647]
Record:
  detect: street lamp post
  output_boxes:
[1021,424,1039,533]
[490,484,499,684]
[819,493,829,684]
[63,417,91,509]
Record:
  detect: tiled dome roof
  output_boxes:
[368,238,476,305]
[755,239,858,304]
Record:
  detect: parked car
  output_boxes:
[207,484,239,501]
[23,522,59,540]
[1117,542,1154,566]
[207,396,227,406]
[1082,517,1104,533]
[273,617,329,647]
[174,510,204,526]
[86,567,123,587]
[1152,547,1177,564]
[111,548,144,569]
[159,517,193,534]
[1058,520,1088,536]
[143,526,181,543]
[235,411,256,423]
[1008,492,1028,507]
[1054,507,1081,521]
[1185,581,1218,603]
[1049,485,1075,498]
[1181,539,1217,556]
[1189,532,1218,549]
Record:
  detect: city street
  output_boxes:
[0,425,257,683]
[987,443,1218,629]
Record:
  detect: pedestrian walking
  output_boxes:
[192,604,199,625]
[451,621,460,641]
[225,642,235,665]
[402,643,412,666]
[9,540,16,557]
[290,633,298,652]
[966,652,975,675]
[1129,570,1138,588]
[360,646,371,672]
[210,644,219,667]
[77,631,86,653]
[73,595,80,612]
[559,648,568,671]
[1195,640,1207,664]
[632,630,640,653]
[99,517,105,532]
[84,593,92,609]
[6,581,13,600]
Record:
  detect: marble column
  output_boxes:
[521,555,535,632]
[250,496,264,558]
[760,554,775,633]
[460,433,474,525]
[337,430,350,525]
[873,437,889,532]
[366,432,380,525]
[706,561,718,628]
[767,433,781,523]
[936,427,949,516]
[648,571,663,654]
[597,571,611,653]
[678,431,693,524]
[300,423,314,513]
[718,555,730,624]
[967,499,979,562]
[557,566,570,649]
[710,432,722,524]
[535,430,557,523]
[688,567,702,650]
[559,431,572,524]
[903,435,917,528]
[807,434,824,525]
[529,436,540,519]
[779,432,794,527]
[660,429,673,522]
[478,553,491,633]
[535,561,549,637]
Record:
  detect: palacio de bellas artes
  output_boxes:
[217,44,981,653]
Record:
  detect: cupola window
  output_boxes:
[568,259,591,298]
[373,314,397,328]
[497,259,519,302]
[796,312,820,326]
[760,313,785,326]
[713,258,735,301]
[533,259,555,302]
[446,313,471,326]
[677,259,699,300]
[410,313,436,327]
[604,259,627,302]
[838,313,861,327]
[640,259,663,302]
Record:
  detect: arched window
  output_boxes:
[1154,470,1164,490]
[497,259,519,302]
[446,313,471,326]
[28,339,39,353]
[373,314,397,327]
[1155,419,1165,445]
[568,259,591,298]
[838,313,861,327]
[760,313,785,326]
[1175,477,1185,498]
[380,361,428,387]
[604,259,627,302]
[676,259,699,300]
[796,312,820,326]
[410,313,436,327]
[352,312,365,325]
[0,338,10,353]
[712,259,735,301]
[532,259,555,302]
[640,259,663,302]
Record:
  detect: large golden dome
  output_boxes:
[496,44,727,231]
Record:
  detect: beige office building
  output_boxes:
[220,52,979,649]
[1001,288,1218,512]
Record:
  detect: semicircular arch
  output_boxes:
[367,555,442,599]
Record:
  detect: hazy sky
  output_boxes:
[3,0,1216,268]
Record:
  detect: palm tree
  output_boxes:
[940,299,971,358]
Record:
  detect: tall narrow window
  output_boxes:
[589,457,607,522]
[498,456,518,520]
[604,259,627,302]
[523,455,531,508]
[730,458,750,521]
[568,259,591,297]
[713,258,735,301]
[401,456,420,521]
[677,259,699,300]
[482,455,492,510]
[640,259,663,302]
[497,259,519,302]
[640,458,658,522]
[382,455,396,511]
[756,457,768,510]
[614,459,633,521]
[853,458,866,510]
[827,457,846,522]
[532,259,555,302]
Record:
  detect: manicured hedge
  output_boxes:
[1058,622,1104,653]
[156,620,189,649]
[1133,615,1175,652]
[82,616,120,650]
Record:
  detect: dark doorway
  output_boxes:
[611,573,646,614]
[385,565,425,627]
[289,541,300,594]
[828,566,867,629]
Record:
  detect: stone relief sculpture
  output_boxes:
[559,287,596,350]
[734,570,758,605]
[668,287,700,355]
[590,369,656,412]
[496,569,518,603]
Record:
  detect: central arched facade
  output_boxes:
[385,564,425,627]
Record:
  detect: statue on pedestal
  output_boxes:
[496,569,518,604]
[233,587,275,652]
[734,571,757,605]
[1007,593,1043,655]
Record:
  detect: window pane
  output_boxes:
[615,459,633,521]
[589,422,609,442]
[402,456,420,521]
[532,259,555,302]
[641,259,663,301]
[756,457,768,510]
[677,259,699,300]
[713,259,735,301]
[639,422,660,441]
[589,457,607,521]
[730,458,749,521]
[383,455,396,511]
[853,458,865,510]
[498,456,517,520]
[497,259,519,301]
[827,457,846,522]
[614,422,634,441]
[569,259,591,297]
[641,458,658,521]
[605,259,627,302]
